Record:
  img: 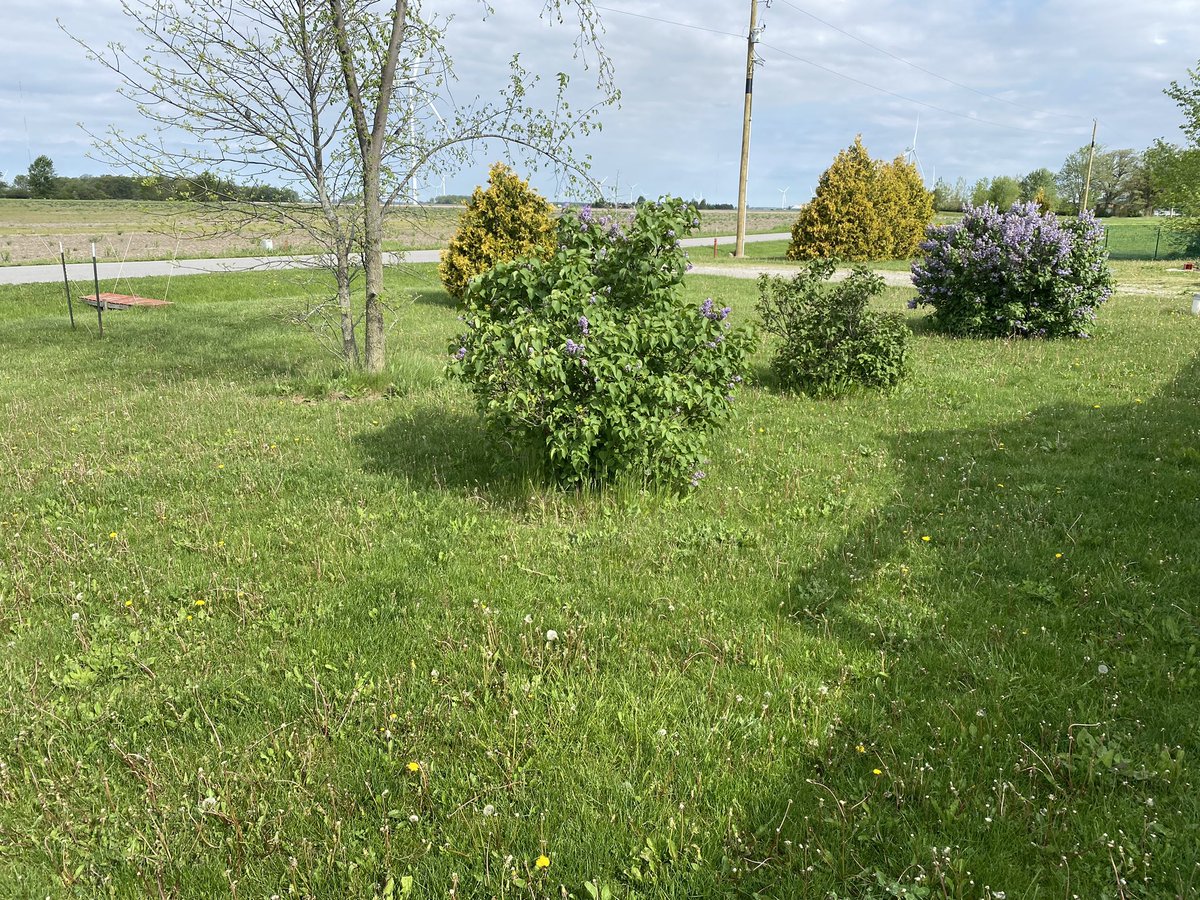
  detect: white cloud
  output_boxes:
[1,0,1198,205]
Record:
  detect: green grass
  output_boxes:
[1,262,1199,898]
[1100,217,1195,261]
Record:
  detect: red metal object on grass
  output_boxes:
[80,293,171,310]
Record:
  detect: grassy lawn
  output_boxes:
[1,262,1199,897]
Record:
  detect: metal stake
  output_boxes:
[59,242,75,329]
[91,243,104,338]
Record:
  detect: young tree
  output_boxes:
[72,0,615,372]
[27,155,58,199]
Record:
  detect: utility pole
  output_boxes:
[735,0,760,258]
[1081,118,1098,215]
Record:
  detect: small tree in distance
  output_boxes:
[28,155,58,199]
[788,136,933,262]
[439,163,556,302]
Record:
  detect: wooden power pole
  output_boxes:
[1081,118,1098,215]
[735,0,760,258]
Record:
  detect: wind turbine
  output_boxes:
[904,115,926,185]
[628,183,638,205]
[778,186,790,209]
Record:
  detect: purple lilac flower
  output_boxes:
[580,205,593,224]
[690,470,706,488]
[578,315,590,335]
[454,346,467,360]
[564,339,584,356]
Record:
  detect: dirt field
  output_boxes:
[0,199,797,266]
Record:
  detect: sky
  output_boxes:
[2,0,1199,208]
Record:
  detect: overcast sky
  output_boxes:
[2,0,1199,207]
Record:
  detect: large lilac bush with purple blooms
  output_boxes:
[911,202,1113,338]
[448,197,754,489]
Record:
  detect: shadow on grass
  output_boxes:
[354,405,549,503]
[736,353,1200,893]
[410,287,458,310]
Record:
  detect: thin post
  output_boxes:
[734,0,759,258]
[91,243,104,338]
[1081,118,1098,215]
[59,242,75,329]
[1153,226,1161,261]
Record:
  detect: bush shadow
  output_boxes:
[353,405,550,505]
[736,352,1200,892]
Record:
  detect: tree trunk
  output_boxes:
[362,164,386,373]
[335,243,359,367]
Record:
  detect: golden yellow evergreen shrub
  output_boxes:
[788,136,934,261]
[439,163,556,301]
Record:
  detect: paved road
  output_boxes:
[0,232,797,287]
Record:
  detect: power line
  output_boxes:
[590,3,1089,141]
[592,5,744,40]
[758,41,1087,139]
[773,0,1087,121]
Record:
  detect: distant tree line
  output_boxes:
[931,143,1171,218]
[0,155,300,203]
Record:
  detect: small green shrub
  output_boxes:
[448,198,755,489]
[757,260,910,397]
[439,162,556,301]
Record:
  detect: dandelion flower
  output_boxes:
[482,804,496,817]
[195,599,206,607]
[1097,664,1109,675]
[872,768,882,776]
[408,814,419,824]
[406,761,421,773]
[1055,553,1063,559]
[535,854,550,869]
[108,532,118,540]
[921,535,931,542]
[855,744,866,754]
[545,629,559,642]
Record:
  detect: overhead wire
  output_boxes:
[591,2,1090,140]
[773,0,1088,121]
[758,41,1086,139]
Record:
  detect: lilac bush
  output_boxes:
[911,202,1113,338]
[448,198,754,489]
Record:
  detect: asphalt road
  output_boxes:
[0,232,793,287]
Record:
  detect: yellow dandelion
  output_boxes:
[195,599,206,607]
[535,855,550,869]
[186,614,194,621]
[406,761,421,773]
[217,540,225,548]
[921,535,931,542]
[108,531,118,539]
[872,768,882,776]
[1055,553,1063,559]
[124,600,133,608]
[855,744,866,753]
[996,483,1004,488]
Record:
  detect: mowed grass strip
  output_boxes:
[0,262,1198,897]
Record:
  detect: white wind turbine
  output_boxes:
[904,115,926,185]
[778,186,790,209]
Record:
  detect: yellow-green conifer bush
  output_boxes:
[879,155,935,258]
[439,163,556,301]
[788,136,934,261]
